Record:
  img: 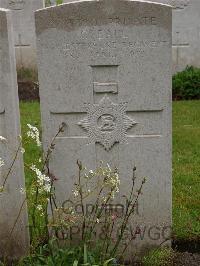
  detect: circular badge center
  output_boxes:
[97,114,116,132]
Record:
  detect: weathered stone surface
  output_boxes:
[152,0,200,72]
[0,0,44,70]
[36,0,172,256]
[0,8,29,259]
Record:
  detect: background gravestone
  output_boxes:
[0,0,44,70]
[152,0,200,72]
[36,0,172,255]
[0,8,29,259]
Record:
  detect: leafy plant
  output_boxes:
[19,241,116,266]
[56,0,63,4]
[0,122,146,265]
[173,66,200,100]
[47,158,146,263]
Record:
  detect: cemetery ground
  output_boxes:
[18,100,200,265]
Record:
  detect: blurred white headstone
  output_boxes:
[0,8,29,259]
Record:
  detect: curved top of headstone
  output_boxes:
[151,0,189,9]
[35,0,172,34]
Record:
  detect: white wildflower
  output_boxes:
[112,192,116,199]
[37,205,43,211]
[0,158,4,168]
[104,170,120,196]
[30,164,36,171]
[115,187,119,193]
[27,124,41,146]
[20,147,25,154]
[30,164,51,188]
[73,189,79,197]
[43,183,51,193]
[30,187,36,195]
[0,136,7,143]
[102,196,107,203]
[38,188,43,194]
[96,218,100,224]
[20,187,26,195]
[107,163,111,171]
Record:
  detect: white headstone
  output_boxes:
[0,0,44,70]
[151,0,200,72]
[0,8,29,259]
[36,0,172,255]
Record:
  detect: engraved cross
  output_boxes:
[50,66,162,152]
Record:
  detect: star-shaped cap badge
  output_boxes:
[78,95,137,151]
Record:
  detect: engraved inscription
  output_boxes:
[62,16,157,28]
[59,17,169,60]
[78,95,137,151]
[98,29,128,40]
[62,39,168,59]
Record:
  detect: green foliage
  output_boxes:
[142,247,174,266]
[15,100,200,265]
[173,66,200,100]
[19,241,116,266]
[56,0,63,4]
[17,102,145,265]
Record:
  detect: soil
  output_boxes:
[129,252,200,265]
[18,80,40,101]
[173,252,200,266]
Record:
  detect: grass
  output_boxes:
[172,100,200,240]
[19,100,200,242]
[19,101,41,188]
[142,247,174,266]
